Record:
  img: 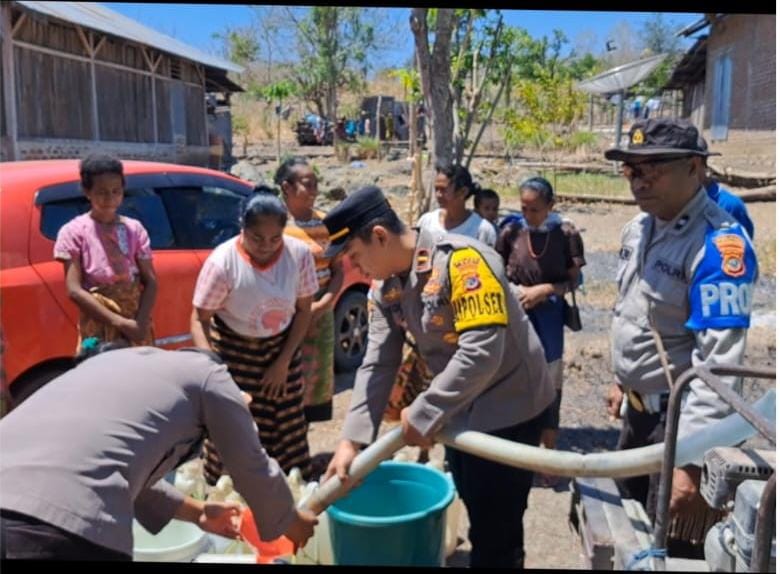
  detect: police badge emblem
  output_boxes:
[713,234,746,278]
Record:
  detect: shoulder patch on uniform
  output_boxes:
[686,225,757,331]
[448,247,508,333]
[713,233,747,278]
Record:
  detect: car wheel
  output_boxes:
[8,363,71,409]
[333,290,369,373]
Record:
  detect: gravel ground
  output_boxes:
[241,145,775,569]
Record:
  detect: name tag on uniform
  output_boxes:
[652,258,685,282]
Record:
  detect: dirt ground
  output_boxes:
[244,143,776,570]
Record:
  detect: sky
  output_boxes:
[104,3,702,70]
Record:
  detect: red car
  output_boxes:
[0,160,370,406]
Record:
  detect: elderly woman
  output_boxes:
[496,176,586,485]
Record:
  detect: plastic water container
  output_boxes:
[132,519,211,562]
[327,461,455,566]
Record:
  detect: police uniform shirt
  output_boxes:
[0,348,297,556]
[611,186,757,440]
[341,229,556,446]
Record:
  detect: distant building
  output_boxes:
[667,14,775,140]
[1,1,243,167]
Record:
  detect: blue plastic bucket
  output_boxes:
[327,461,455,566]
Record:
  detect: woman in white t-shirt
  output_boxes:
[385,164,495,463]
[191,194,319,482]
[416,163,497,247]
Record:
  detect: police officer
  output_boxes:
[321,185,555,568]
[604,119,757,547]
[0,344,317,560]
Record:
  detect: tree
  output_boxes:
[391,66,425,223]
[259,80,298,164]
[634,14,685,99]
[640,13,682,55]
[285,7,377,126]
[410,8,456,213]
[448,10,518,167]
[212,27,260,72]
[249,6,287,84]
[497,29,593,162]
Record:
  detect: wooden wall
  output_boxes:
[7,4,208,152]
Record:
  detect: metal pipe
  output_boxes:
[750,472,776,572]
[695,367,776,443]
[615,89,625,148]
[654,366,776,570]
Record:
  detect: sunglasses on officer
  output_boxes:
[621,156,692,182]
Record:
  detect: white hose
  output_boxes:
[435,389,776,478]
[302,389,775,514]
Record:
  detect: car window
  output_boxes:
[40,197,90,240]
[118,189,176,249]
[40,188,175,250]
[159,186,245,249]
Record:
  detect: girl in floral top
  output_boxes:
[53,154,157,350]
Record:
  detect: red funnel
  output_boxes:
[240,508,295,564]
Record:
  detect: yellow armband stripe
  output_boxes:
[448,247,508,333]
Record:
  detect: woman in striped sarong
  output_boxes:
[276,157,343,427]
[190,194,319,484]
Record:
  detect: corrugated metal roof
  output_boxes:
[15,1,244,74]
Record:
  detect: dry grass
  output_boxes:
[754,239,776,277]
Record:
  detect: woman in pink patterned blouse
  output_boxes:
[53,154,157,350]
[191,193,319,483]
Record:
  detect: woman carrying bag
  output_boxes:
[496,176,586,486]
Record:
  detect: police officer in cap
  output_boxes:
[321,183,555,568]
[605,118,758,552]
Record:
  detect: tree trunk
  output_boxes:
[276,98,282,164]
[328,82,339,149]
[466,70,510,169]
[410,8,455,213]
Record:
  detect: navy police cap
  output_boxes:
[605,118,710,162]
[323,185,394,258]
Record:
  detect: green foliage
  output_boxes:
[640,13,682,55]
[232,115,249,136]
[259,79,298,103]
[496,27,598,157]
[339,102,361,119]
[547,172,630,198]
[212,27,260,68]
[355,136,379,159]
[634,55,677,98]
[291,7,378,118]
[390,67,422,101]
[564,130,600,152]
[631,14,684,98]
